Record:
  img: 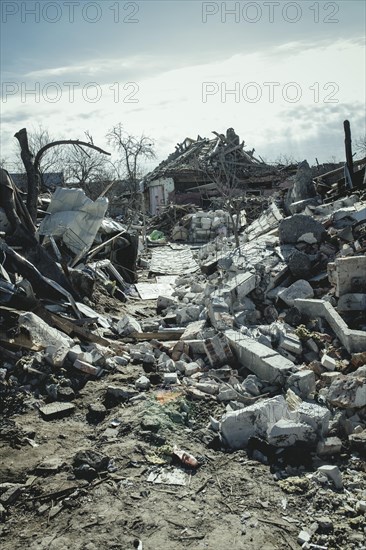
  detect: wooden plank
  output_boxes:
[129,330,184,341]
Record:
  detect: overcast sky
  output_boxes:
[1,0,365,169]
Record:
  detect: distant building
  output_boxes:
[10,172,64,191]
[143,128,289,215]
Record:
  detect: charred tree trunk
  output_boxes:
[0,168,22,232]
[14,128,40,225]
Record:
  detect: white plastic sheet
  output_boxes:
[39,188,108,255]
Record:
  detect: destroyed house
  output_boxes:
[144,129,287,215]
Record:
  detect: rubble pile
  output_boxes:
[0,150,366,549]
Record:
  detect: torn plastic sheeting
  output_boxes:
[38,188,108,256]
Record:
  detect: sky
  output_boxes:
[1,0,365,171]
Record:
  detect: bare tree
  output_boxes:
[355,134,366,157]
[13,124,64,183]
[62,132,113,199]
[14,127,111,223]
[106,123,156,203]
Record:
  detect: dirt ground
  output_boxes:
[1,285,365,550]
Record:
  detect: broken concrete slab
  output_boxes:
[294,298,366,353]
[317,465,343,489]
[267,419,315,447]
[328,256,366,297]
[116,315,142,336]
[226,330,295,384]
[220,395,291,449]
[73,359,102,376]
[279,214,326,244]
[244,203,283,241]
[204,333,234,368]
[337,293,366,312]
[181,320,206,341]
[212,272,256,303]
[316,437,342,456]
[287,370,316,399]
[278,280,314,306]
[325,367,366,409]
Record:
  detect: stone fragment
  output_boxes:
[348,430,366,453]
[287,370,316,398]
[220,395,291,449]
[204,333,234,368]
[288,250,312,279]
[325,367,366,408]
[135,375,151,390]
[317,465,343,489]
[267,419,315,446]
[88,403,107,420]
[163,373,180,385]
[107,386,138,400]
[316,437,342,456]
[181,320,206,340]
[279,214,325,244]
[116,314,142,335]
[184,362,201,376]
[39,402,76,420]
[73,359,102,376]
[321,354,337,371]
[217,387,238,402]
[278,280,314,306]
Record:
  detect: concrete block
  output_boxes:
[217,387,239,402]
[316,437,342,456]
[337,293,366,312]
[117,314,142,335]
[195,381,219,395]
[184,339,206,354]
[294,298,366,353]
[204,333,234,368]
[317,465,343,489]
[226,330,295,384]
[278,280,314,306]
[279,334,303,355]
[207,296,234,330]
[184,362,201,376]
[287,370,316,398]
[325,368,366,408]
[328,256,366,297]
[181,320,206,340]
[73,359,102,376]
[220,395,291,449]
[241,374,262,396]
[267,419,315,447]
[321,354,337,371]
[163,373,180,385]
[176,305,201,325]
[297,401,330,436]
